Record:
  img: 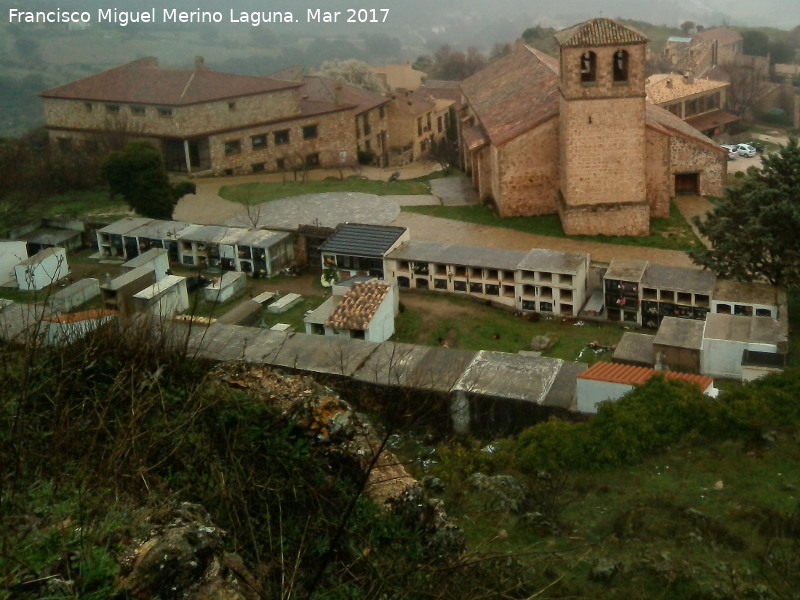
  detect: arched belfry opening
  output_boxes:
[613,49,629,82]
[580,51,597,83]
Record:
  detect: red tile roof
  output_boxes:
[44,309,118,324]
[462,125,489,151]
[694,28,743,46]
[299,76,388,115]
[460,42,560,146]
[40,57,300,106]
[554,18,648,47]
[577,362,713,390]
[326,281,390,331]
[391,90,436,116]
[645,103,727,154]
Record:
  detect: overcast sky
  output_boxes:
[11,0,799,30]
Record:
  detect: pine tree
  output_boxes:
[690,138,800,288]
[101,141,189,220]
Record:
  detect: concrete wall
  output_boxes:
[50,278,101,313]
[365,285,396,343]
[15,249,69,291]
[203,271,247,304]
[44,313,116,346]
[0,241,28,284]
[576,378,633,414]
[702,338,746,379]
[133,275,189,318]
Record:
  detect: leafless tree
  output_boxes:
[726,61,770,118]
[319,59,384,93]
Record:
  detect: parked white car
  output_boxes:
[720,144,738,160]
[736,143,757,158]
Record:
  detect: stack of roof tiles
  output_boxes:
[326,282,390,331]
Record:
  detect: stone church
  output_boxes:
[459,18,726,236]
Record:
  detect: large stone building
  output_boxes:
[40,57,359,175]
[459,18,726,236]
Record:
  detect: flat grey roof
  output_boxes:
[51,277,98,299]
[0,302,53,342]
[188,323,277,362]
[133,275,185,300]
[178,225,245,246]
[18,247,63,266]
[641,264,716,295]
[654,316,705,350]
[320,224,407,258]
[387,241,525,271]
[516,248,588,274]
[16,227,81,246]
[304,296,339,325]
[99,217,152,236]
[704,313,788,348]
[613,332,656,365]
[269,333,380,376]
[125,219,195,240]
[102,265,154,291]
[123,248,168,269]
[713,279,780,306]
[604,259,648,283]
[353,342,476,391]
[452,351,564,404]
[545,360,587,410]
[236,229,292,248]
[216,299,263,326]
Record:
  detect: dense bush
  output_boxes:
[485,372,800,474]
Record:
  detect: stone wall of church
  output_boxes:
[476,147,493,203]
[558,196,650,236]
[560,96,647,209]
[645,127,672,219]
[671,137,726,198]
[494,118,560,217]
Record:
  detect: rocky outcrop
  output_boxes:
[118,503,260,600]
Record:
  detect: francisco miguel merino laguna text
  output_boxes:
[8,8,302,27]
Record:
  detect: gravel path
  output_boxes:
[174,162,702,268]
[393,212,698,267]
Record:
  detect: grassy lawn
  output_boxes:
[0,189,130,234]
[403,201,703,252]
[426,435,800,598]
[394,291,625,364]
[219,175,435,206]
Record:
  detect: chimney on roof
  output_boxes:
[684,71,695,84]
[194,56,205,71]
[666,78,673,88]
[334,85,343,105]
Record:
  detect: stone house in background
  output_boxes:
[372,62,427,92]
[646,73,737,137]
[459,18,726,236]
[385,89,454,166]
[693,28,744,66]
[270,69,392,167]
[40,57,358,176]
